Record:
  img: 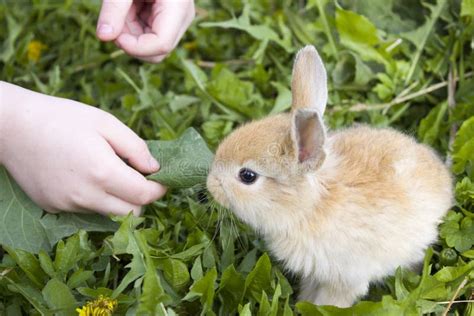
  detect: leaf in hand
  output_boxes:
[147,128,214,189]
[0,167,117,253]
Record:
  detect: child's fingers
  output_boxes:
[104,156,167,206]
[98,113,159,175]
[97,0,133,41]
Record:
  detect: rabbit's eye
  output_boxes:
[239,168,258,184]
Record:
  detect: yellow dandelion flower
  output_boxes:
[76,295,118,316]
[27,40,47,63]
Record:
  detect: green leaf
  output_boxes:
[335,6,386,64]
[239,303,252,316]
[440,213,474,252]
[201,4,293,53]
[161,258,190,291]
[40,213,118,247]
[461,249,474,258]
[38,250,56,278]
[54,234,81,278]
[452,116,474,175]
[147,128,214,189]
[218,265,245,312]
[4,246,48,288]
[258,291,271,316]
[207,66,256,116]
[348,0,417,33]
[191,256,204,281]
[269,82,292,114]
[5,280,49,314]
[434,261,474,282]
[0,167,52,252]
[0,167,117,253]
[401,0,447,84]
[183,267,217,312]
[417,102,448,145]
[461,0,474,17]
[66,269,93,288]
[42,278,77,316]
[110,216,147,298]
[136,232,168,314]
[244,253,273,301]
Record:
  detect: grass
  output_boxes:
[0,0,473,315]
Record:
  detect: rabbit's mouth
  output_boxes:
[206,174,231,209]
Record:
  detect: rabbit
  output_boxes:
[206,45,453,307]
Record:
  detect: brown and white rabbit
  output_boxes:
[206,45,453,307]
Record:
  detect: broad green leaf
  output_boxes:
[66,269,93,288]
[218,265,245,312]
[169,94,200,113]
[54,234,81,278]
[440,214,474,252]
[461,0,474,17]
[455,177,474,205]
[183,267,217,312]
[191,256,204,281]
[417,102,448,145]
[5,279,49,314]
[201,4,293,53]
[434,261,474,282]
[258,291,271,315]
[110,216,147,298]
[239,303,252,316]
[244,253,273,301]
[269,82,292,114]
[38,250,56,278]
[4,246,47,288]
[348,0,417,33]
[40,213,118,247]
[42,278,77,316]
[394,268,410,300]
[335,6,386,64]
[270,284,282,316]
[147,128,214,189]
[452,116,474,175]
[332,52,374,88]
[461,249,474,258]
[0,167,51,252]
[275,270,293,299]
[0,167,117,253]
[0,15,22,62]
[207,66,256,116]
[171,243,206,261]
[136,233,168,314]
[161,258,190,291]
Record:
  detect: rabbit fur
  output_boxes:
[206,45,453,307]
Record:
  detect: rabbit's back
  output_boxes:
[305,126,453,279]
[327,125,452,216]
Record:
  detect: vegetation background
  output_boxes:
[0,0,473,315]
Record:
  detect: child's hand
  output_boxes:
[0,82,166,216]
[96,0,195,63]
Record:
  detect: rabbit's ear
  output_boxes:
[291,109,326,170]
[291,45,327,117]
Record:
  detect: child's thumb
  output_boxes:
[96,0,132,41]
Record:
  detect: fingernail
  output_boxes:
[149,157,160,171]
[97,24,113,35]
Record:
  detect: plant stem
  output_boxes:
[316,0,338,58]
[333,71,473,113]
[441,277,469,316]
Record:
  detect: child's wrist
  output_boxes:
[0,81,18,165]
[0,81,7,164]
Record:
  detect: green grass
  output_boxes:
[1,0,473,315]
